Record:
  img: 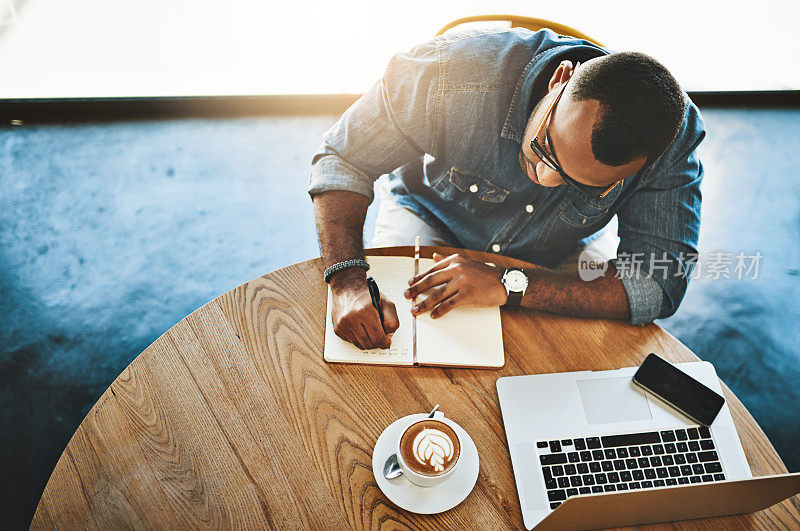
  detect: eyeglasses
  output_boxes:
[528,79,623,200]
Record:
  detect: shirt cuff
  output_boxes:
[617,273,665,325]
[307,153,376,202]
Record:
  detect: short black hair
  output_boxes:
[570,51,686,166]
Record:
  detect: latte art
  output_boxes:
[399,419,461,477]
[412,428,455,472]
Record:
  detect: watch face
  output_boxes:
[504,270,528,292]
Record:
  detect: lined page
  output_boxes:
[323,256,415,365]
[415,258,505,368]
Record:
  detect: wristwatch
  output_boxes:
[501,268,529,306]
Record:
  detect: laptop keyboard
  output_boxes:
[536,427,726,510]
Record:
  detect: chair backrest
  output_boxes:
[435,15,603,47]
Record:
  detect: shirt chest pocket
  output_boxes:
[432,166,510,216]
[534,197,610,249]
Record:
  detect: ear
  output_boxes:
[548,60,576,91]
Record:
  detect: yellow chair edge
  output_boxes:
[436,15,603,48]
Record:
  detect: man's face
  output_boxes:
[519,63,646,190]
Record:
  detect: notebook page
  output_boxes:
[323,256,415,365]
[415,258,505,368]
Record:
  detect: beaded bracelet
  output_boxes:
[324,259,370,283]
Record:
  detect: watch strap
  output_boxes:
[506,289,523,306]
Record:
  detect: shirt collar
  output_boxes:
[501,45,608,145]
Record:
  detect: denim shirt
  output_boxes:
[308,28,705,325]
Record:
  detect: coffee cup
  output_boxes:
[396,412,462,487]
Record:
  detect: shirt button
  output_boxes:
[469,184,478,193]
[492,243,501,252]
[525,204,534,213]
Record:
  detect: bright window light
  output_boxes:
[0,0,797,98]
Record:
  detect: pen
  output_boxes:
[366,276,385,327]
[412,235,419,364]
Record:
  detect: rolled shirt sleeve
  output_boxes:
[616,273,668,325]
[612,102,706,324]
[308,40,441,202]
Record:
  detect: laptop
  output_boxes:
[497,361,800,529]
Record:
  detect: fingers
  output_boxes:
[409,258,449,286]
[353,326,370,350]
[381,296,400,335]
[333,315,367,349]
[431,293,461,319]
[331,288,392,350]
[341,317,387,350]
[404,268,452,299]
[362,320,391,350]
[358,304,391,349]
[408,252,461,286]
[354,298,399,349]
[411,283,458,316]
[334,320,366,350]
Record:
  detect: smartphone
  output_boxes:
[632,353,725,426]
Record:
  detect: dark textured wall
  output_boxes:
[1,109,798,528]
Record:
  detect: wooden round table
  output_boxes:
[32,247,799,529]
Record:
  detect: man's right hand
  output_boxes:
[330,269,400,350]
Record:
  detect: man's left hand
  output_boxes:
[404,252,507,318]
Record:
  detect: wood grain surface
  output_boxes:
[31,246,800,529]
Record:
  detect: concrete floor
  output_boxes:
[1,108,798,527]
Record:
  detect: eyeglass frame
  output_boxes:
[528,77,624,200]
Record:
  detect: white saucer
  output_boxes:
[371,414,479,514]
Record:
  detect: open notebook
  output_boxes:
[323,255,505,368]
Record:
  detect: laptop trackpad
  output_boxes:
[578,377,653,424]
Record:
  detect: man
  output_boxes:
[309,28,704,350]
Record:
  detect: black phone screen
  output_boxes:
[633,353,725,426]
